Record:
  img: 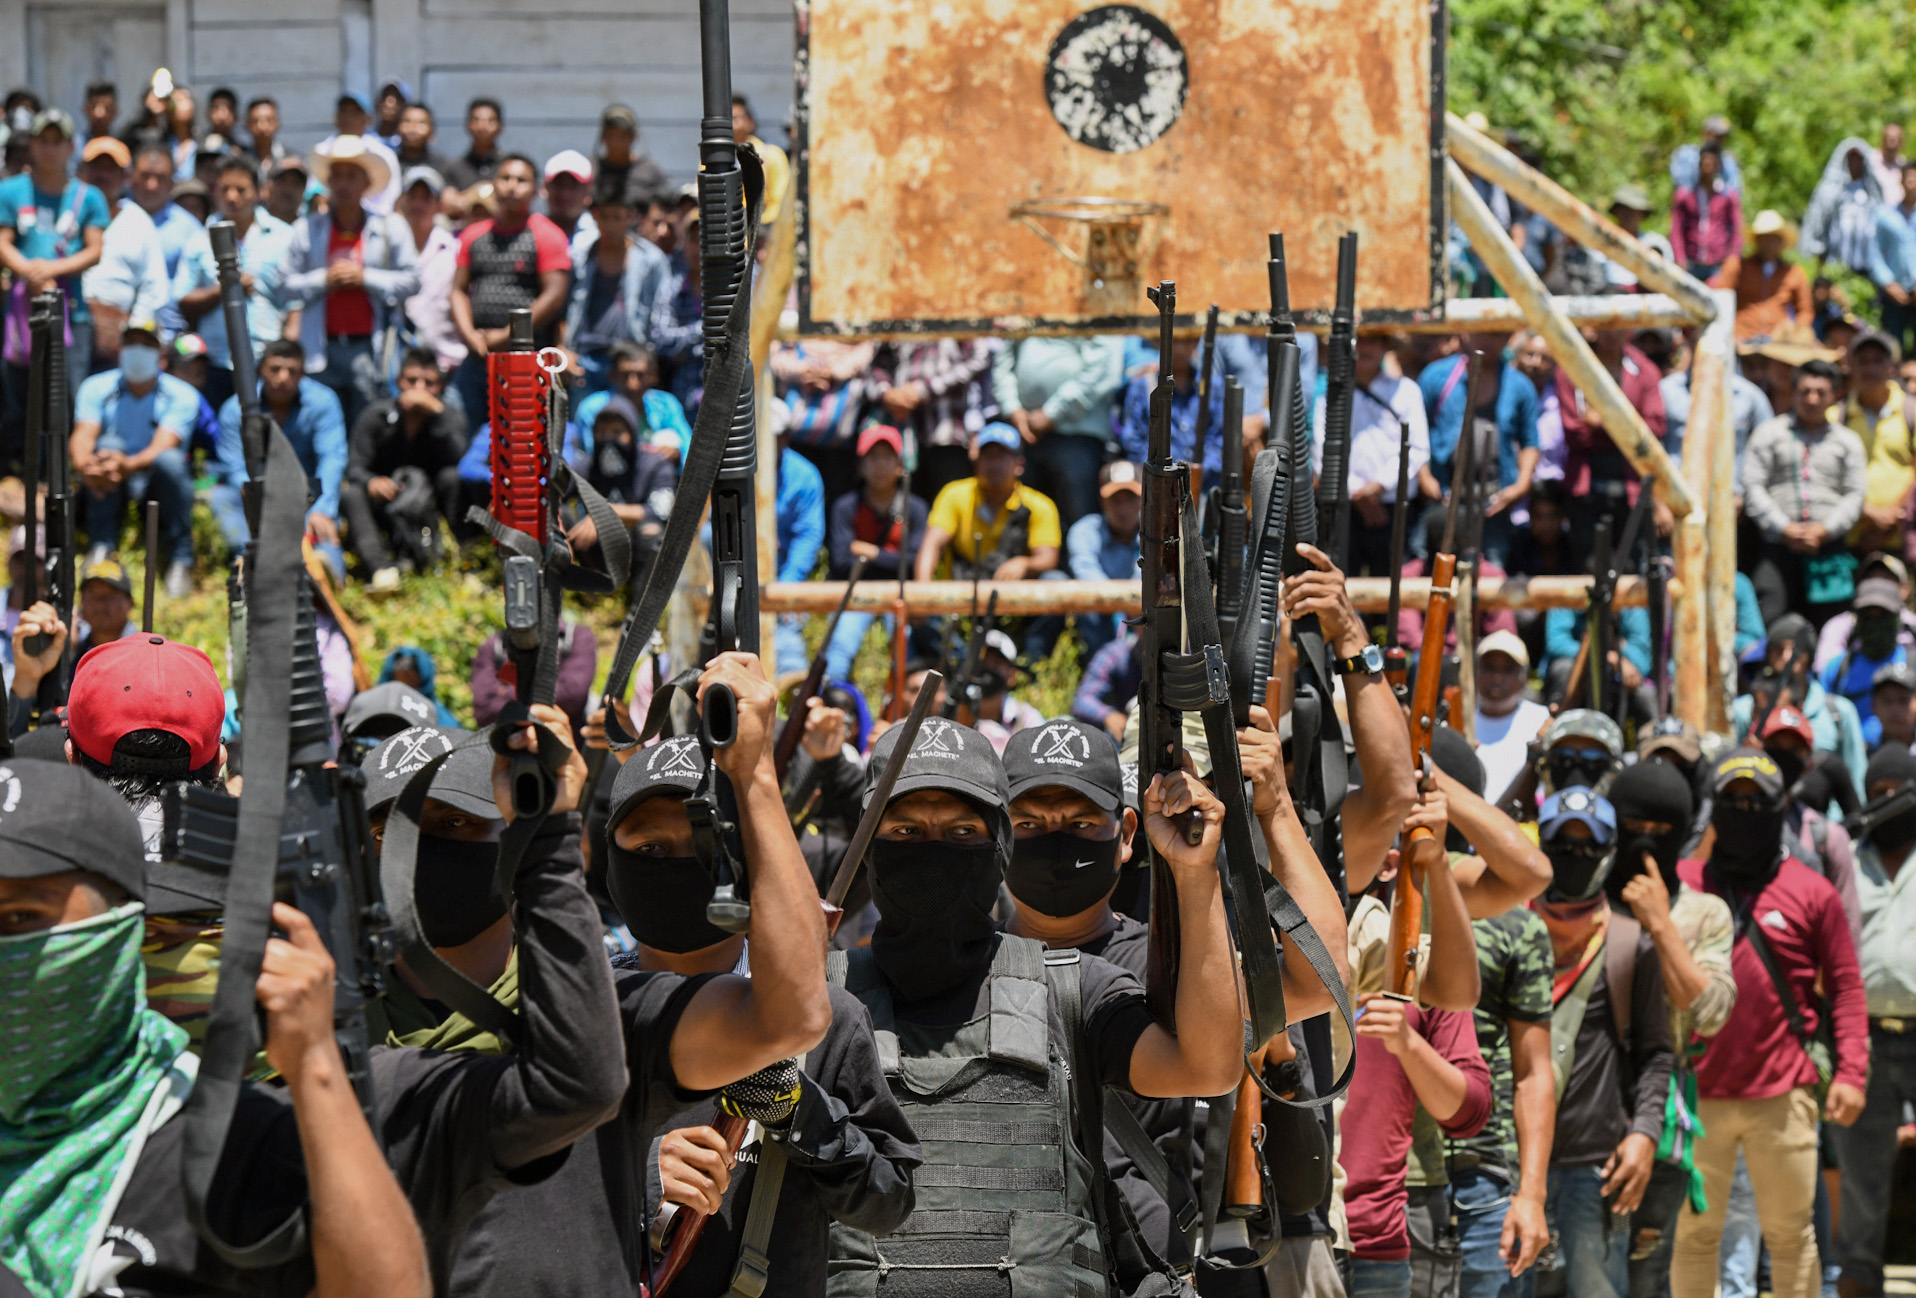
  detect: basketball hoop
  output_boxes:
[1010,196,1170,316]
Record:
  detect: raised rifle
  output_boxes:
[143,501,159,632]
[1210,380,1248,652]
[1193,302,1220,465]
[1387,551,1457,999]
[940,589,999,724]
[1316,232,1359,570]
[886,467,912,722]
[772,552,869,780]
[1384,408,1412,701]
[23,290,78,716]
[1844,783,1916,845]
[1566,483,1653,719]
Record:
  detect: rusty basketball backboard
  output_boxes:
[793,0,1446,336]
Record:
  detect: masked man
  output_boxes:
[830,716,1244,1296]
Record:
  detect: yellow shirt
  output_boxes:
[1832,390,1915,511]
[752,135,791,227]
[926,478,1063,574]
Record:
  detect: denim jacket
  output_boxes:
[564,235,669,358]
[279,211,421,373]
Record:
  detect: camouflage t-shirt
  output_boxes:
[1407,907,1555,1186]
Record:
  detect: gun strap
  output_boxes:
[1254,874,1354,1107]
[601,153,766,746]
[1104,1091,1199,1237]
[1170,491,1288,1049]
[725,1141,787,1298]
[179,422,312,1268]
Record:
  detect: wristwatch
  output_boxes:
[1336,644,1385,678]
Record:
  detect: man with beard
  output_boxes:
[600,732,920,1298]
[369,652,834,1296]
[1604,760,1738,1297]
[1831,746,1916,1298]
[1671,751,1869,1298]
[1530,788,1673,1298]
[831,715,1248,1296]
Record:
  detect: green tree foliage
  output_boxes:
[1449,0,1916,224]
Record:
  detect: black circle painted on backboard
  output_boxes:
[1044,5,1189,154]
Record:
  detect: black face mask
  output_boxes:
[1873,806,1916,855]
[1710,796,1787,886]
[1606,830,1684,905]
[606,849,734,954]
[1544,837,1615,903]
[1859,615,1899,661]
[1766,747,1807,796]
[869,839,1003,1003]
[415,836,507,948]
[978,668,1011,700]
[1007,831,1121,918]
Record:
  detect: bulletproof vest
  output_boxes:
[826,934,1111,1298]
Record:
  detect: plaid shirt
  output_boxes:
[867,339,1001,450]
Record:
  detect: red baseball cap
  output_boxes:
[857,425,903,457]
[1760,705,1815,751]
[69,635,225,769]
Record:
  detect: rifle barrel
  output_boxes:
[825,672,943,910]
[1386,412,1411,639]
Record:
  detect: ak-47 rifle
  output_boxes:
[1210,380,1248,653]
[170,224,393,1267]
[22,290,78,717]
[1563,483,1653,721]
[773,553,869,780]
[1316,233,1359,570]
[1387,551,1457,999]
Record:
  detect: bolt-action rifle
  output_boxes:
[1387,551,1457,1000]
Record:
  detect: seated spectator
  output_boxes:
[992,334,1125,528]
[1868,661,1916,752]
[772,338,877,508]
[1482,330,1543,566]
[565,178,668,394]
[1741,359,1866,625]
[1474,630,1550,806]
[172,154,290,413]
[161,334,225,466]
[340,347,470,591]
[396,165,465,379]
[961,628,1043,754]
[1820,577,1911,743]
[774,412,827,676]
[1833,330,1915,553]
[1398,511,1518,655]
[542,150,597,257]
[377,645,457,725]
[1072,625,1139,739]
[1313,331,1428,576]
[1714,211,1815,341]
[1735,571,1768,663]
[216,340,348,575]
[1734,614,1868,797]
[70,318,197,595]
[449,154,571,421]
[1065,460,1143,658]
[865,339,999,503]
[571,394,678,583]
[471,614,598,746]
[823,425,926,680]
[76,557,139,647]
[1556,325,1668,539]
[1114,333,1224,495]
[456,413,589,520]
[1543,594,1657,724]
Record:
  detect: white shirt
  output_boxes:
[81,199,171,318]
[1474,698,1550,803]
[1314,374,1428,502]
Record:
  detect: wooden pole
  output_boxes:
[1673,322,1724,733]
[1704,288,1741,730]
[751,200,799,678]
[762,574,1667,617]
[1447,158,1697,518]
[1446,113,1718,324]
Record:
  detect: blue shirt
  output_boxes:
[1544,605,1652,677]
[1115,376,1225,492]
[149,202,203,280]
[215,378,348,519]
[1419,353,1471,474]
[1823,643,1909,740]
[1066,512,1140,583]
[777,447,826,584]
[1494,364,1540,489]
[171,214,290,369]
[0,174,111,323]
[74,370,201,455]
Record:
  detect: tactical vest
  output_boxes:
[825,935,1112,1298]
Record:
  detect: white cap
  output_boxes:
[1478,629,1530,670]
[543,149,593,183]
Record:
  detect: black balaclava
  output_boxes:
[415,837,506,947]
[1865,746,1916,856]
[1708,749,1790,888]
[366,725,508,949]
[1604,758,1695,903]
[864,718,1014,1004]
[1857,608,1900,661]
[604,736,734,953]
[1428,725,1485,855]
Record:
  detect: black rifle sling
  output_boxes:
[601,154,765,747]
[1170,491,1287,1049]
[1103,1092,1199,1236]
[1256,872,1354,1107]
[179,424,312,1267]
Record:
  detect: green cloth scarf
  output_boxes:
[0,904,189,1298]
[371,952,519,1055]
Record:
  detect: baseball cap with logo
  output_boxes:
[364,726,499,817]
[1640,717,1703,765]
[864,717,1008,815]
[1539,786,1616,845]
[1004,717,1124,812]
[1710,747,1786,799]
[68,635,224,770]
[342,681,440,743]
[973,422,1022,454]
[608,735,707,829]
[1544,709,1624,761]
[0,759,148,901]
[543,149,594,184]
[1759,705,1816,751]
[1100,461,1143,497]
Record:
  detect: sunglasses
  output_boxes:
[1551,746,1613,766]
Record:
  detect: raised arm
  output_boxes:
[1403,786,1483,1012]
[1440,765,1553,916]
[669,652,833,1090]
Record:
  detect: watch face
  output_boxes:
[1363,645,1384,672]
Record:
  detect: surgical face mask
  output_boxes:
[0,904,148,1118]
[1007,831,1121,918]
[1544,835,1615,903]
[118,345,161,384]
[606,848,734,954]
[869,838,1002,1003]
[414,836,506,948]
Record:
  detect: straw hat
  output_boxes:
[1748,209,1795,245]
[308,135,392,194]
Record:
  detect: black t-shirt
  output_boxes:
[442,149,501,193]
[445,968,717,1297]
[647,984,922,1297]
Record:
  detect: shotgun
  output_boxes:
[1316,233,1358,570]
[772,552,868,780]
[24,290,78,715]
[1388,551,1457,999]
[1211,380,1248,654]
[1384,408,1413,702]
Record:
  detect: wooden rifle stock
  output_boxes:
[647,1110,749,1296]
[1225,1041,1270,1217]
[1390,551,1456,999]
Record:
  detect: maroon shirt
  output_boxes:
[1555,344,1668,503]
[1679,855,1869,1100]
[1339,1005,1491,1260]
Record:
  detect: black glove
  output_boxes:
[718,1057,802,1131]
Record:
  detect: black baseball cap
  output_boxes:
[608,735,706,829]
[342,681,439,741]
[864,716,1008,813]
[1003,718,1124,812]
[364,726,498,818]
[0,759,147,901]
